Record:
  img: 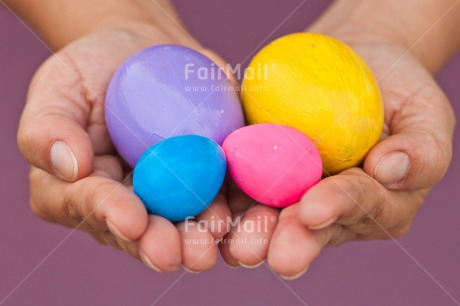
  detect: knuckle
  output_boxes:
[63,177,114,227]
[402,128,452,189]
[62,185,81,221]
[28,167,53,222]
[29,197,49,221]
[88,180,116,215]
[29,195,56,223]
[391,222,413,238]
[424,131,451,176]
[28,166,39,182]
[17,121,35,159]
[368,196,386,223]
[355,205,384,231]
[327,225,347,247]
[340,170,388,232]
[354,193,387,232]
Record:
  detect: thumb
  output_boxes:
[363,86,455,190]
[198,48,237,86]
[17,57,94,182]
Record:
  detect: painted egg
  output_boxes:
[222,124,322,208]
[241,33,383,175]
[133,135,226,222]
[105,44,244,168]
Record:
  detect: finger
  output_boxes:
[90,155,124,181]
[364,85,455,190]
[199,48,237,87]
[225,204,279,268]
[178,186,231,270]
[91,232,140,259]
[18,55,94,182]
[85,101,116,156]
[176,221,218,273]
[219,181,254,267]
[194,191,231,240]
[298,168,423,237]
[29,158,148,241]
[218,242,240,268]
[66,175,148,241]
[226,180,255,217]
[267,204,331,279]
[138,215,181,272]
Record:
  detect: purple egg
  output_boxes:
[105,44,245,167]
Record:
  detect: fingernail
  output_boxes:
[106,219,131,242]
[308,216,337,230]
[139,250,162,273]
[280,267,308,280]
[374,152,410,185]
[238,260,264,269]
[224,262,240,269]
[50,141,78,181]
[182,265,201,274]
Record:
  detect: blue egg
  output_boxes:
[133,135,226,222]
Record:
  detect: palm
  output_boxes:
[352,41,454,192]
[353,42,449,141]
[59,28,180,155]
[220,40,455,277]
[26,27,233,272]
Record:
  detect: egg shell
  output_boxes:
[223,124,322,208]
[241,33,383,175]
[105,44,244,168]
[133,135,226,222]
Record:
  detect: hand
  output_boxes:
[220,32,455,278]
[18,24,232,273]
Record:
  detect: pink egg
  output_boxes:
[222,124,322,208]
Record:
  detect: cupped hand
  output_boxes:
[18,24,232,273]
[220,33,455,278]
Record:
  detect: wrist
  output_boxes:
[308,0,460,74]
[88,20,200,50]
[6,0,195,51]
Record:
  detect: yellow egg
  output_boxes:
[241,33,384,175]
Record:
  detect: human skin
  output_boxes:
[219,0,460,279]
[10,0,232,273]
[9,0,460,278]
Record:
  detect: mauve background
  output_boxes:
[1,0,459,305]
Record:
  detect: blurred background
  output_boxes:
[1,0,459,305]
